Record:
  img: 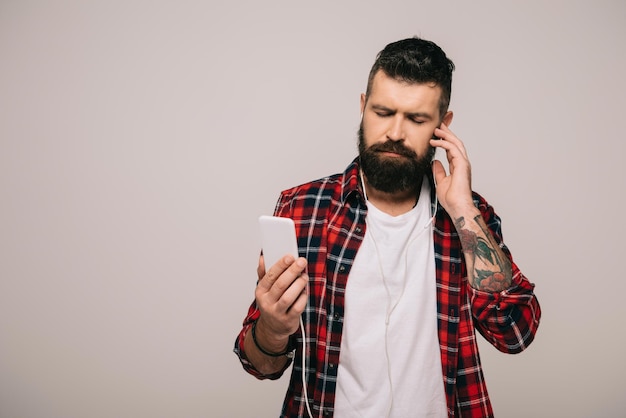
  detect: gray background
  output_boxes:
[1,1,625,417]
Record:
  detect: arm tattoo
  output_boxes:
[454,215,512,292]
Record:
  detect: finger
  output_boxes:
[431,141,470,183]
[257,255,266,282]
[267,257,307,300]
[257,254,296,292]
[431,159,447,185]
[287,284,308,315]
[277,274,308,313]
[435,123,468,158]
[430,137,455,163]
[430,134,468,168]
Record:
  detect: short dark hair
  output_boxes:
[365,37,455,118]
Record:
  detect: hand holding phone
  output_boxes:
[256,215,306,329]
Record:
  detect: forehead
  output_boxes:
[368,71,442,113]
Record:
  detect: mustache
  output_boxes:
[367,140,417,159]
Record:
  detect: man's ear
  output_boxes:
[360,93,366,116]
[442,110,453,127]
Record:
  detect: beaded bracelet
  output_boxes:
[251,320,295,358]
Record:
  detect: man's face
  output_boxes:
[358,71,450,194]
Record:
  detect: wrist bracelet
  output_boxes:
[251,320,295,358]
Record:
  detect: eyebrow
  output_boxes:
[370,104,435,120]
[406,112,434,120]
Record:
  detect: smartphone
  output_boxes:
[258,215,299,269]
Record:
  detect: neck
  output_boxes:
[360,171,422,216]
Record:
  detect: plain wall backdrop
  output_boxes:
[1,1,625,417]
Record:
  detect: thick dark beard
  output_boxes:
[358,123,435,195]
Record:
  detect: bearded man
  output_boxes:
[234,37,541,418]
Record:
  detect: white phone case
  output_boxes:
[258,215,299,269]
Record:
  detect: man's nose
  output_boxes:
[386,115,405,141]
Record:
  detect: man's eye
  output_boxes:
[411,119,425,125]
[375,112,392,117]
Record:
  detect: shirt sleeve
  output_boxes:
[468,194,541,354]
[233,303,293,380]
[469,262,540,353]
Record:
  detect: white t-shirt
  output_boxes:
[334,179,447,418]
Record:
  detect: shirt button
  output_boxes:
[339,265,346,273]
[355,227,362,233]
[333,313,341,321]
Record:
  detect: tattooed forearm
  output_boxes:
[454,215,512,292]
[455,217,478,253]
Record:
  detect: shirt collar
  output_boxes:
[340,158,365,205]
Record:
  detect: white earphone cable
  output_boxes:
[300,315,313,418]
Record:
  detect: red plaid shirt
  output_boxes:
[234,159,541,417]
